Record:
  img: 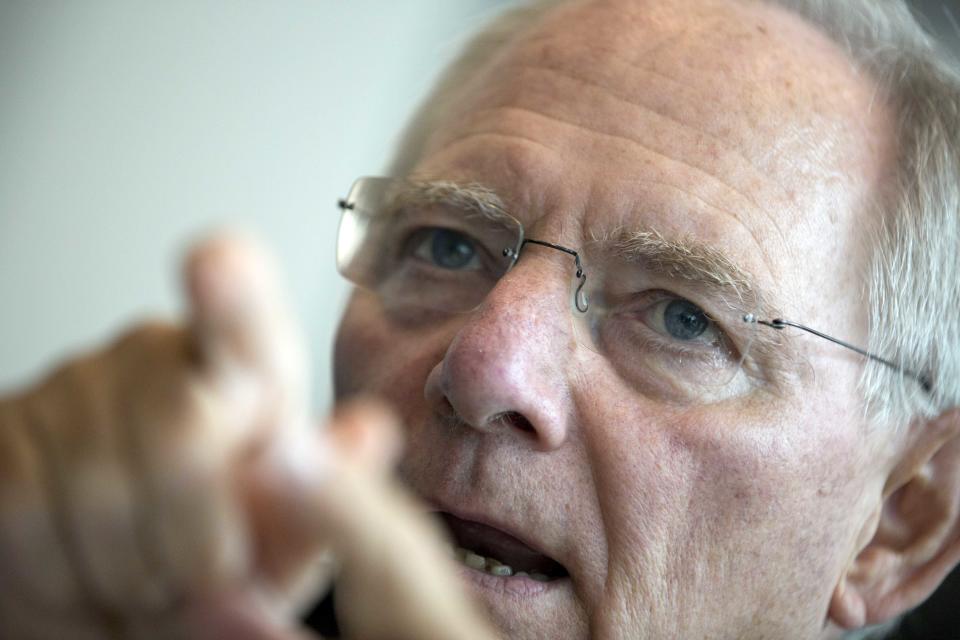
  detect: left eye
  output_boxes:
[412,228,482,270]
[649,298,718,342]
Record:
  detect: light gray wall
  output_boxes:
[0,0,510,411]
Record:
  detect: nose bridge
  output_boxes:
[513,238,588,314]
[483,246,576,348]
[429,251,576,450]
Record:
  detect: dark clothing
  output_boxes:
[304,590,340,638]
[886,565,960,640]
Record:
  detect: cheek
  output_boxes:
[683,417,869,622]
[584,387,872,629]
[334,295,384,399]
[333,292,454,417]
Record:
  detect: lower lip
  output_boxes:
[457,565,565,598]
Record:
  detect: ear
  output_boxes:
[829,408,960,629]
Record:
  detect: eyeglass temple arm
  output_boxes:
[746,316,933,393]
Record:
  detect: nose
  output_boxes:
[423,256,576,451]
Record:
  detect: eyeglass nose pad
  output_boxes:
[569,281,599,355]
[574,273,589,313]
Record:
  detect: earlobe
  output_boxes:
[829,576,867,629]
[829,408,960,629]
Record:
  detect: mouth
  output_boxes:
[438,512,570,584]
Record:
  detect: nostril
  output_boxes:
[438,396,456,417]
[498,411,535,433]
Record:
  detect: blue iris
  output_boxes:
[430,229,476,269]
[663,299,709,341]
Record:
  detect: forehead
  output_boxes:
[411,0,894,317]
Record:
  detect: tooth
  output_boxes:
[485,557,513,577]
[514,571,529,578]
[464,552,486,570]
[530,573,550,582]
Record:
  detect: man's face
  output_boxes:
[335,0,897,637]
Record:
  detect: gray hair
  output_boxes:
[389,0,960,433]
[769,0,960,429]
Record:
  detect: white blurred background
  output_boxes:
[0,0,513,410]
[0,0,957,412]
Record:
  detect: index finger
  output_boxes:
[184,231,311,442]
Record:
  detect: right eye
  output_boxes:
[410,228,482,271]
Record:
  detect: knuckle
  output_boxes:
[0,319,243,630]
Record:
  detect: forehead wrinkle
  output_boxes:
[498,62,790,248]
[511,60,789,202]
[449,102,786,260]
[431,131,562,159]
[414,130,563,184]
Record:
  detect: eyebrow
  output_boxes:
[597,227,762,309]
[397,180,514,224]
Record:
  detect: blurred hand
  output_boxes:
[0,233,495,640]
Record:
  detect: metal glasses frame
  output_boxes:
[743,315,933,393]
[504,239,589,313]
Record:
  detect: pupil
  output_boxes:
[664,299,709,340]
[430,229,475,269]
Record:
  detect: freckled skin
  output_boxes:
[335,0,897,638]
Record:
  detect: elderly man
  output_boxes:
[1,0,959,638]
